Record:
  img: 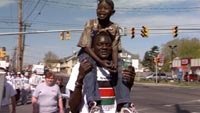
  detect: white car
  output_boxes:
[144,73,168,81]
[144,73,154,80]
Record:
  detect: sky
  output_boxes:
[0,0,200,65]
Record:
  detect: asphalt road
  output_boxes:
[132,83,200,113]
[16,82,200,113]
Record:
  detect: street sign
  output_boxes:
[157,53,164,67]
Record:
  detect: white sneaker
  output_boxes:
[120,103,138,113]
[89,101,101,113]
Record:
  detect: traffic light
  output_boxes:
[172,26,178,38]
[141,26,149,37]
[130,27,135,39]
[66,31,70,40]
[153,57,158,64]
[0,47,6,58]
[60,32,64,40]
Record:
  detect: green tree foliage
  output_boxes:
[161,38,200,71]
[142,46,159,71]
[142,38,200,72]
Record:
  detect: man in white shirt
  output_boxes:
[67,31,137,113]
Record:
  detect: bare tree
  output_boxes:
[43,51,59,62]
[43,51,59,70]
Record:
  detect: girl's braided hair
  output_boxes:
[98,0,114,10]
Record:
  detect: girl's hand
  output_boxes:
[100,60,117,73]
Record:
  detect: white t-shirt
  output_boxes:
[29,74,43,90]
[21,76,30,90]
[66,63,117,113]
[11,77,22,89]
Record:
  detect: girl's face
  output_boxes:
[96,1,115,20]
[45,75,55,86]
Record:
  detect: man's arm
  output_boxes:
[68,77,84,113]
[68,59,92,113]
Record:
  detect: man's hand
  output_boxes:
[77,59,93,82]
[122,65,136,88]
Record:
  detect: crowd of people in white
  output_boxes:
[4,71,45,105]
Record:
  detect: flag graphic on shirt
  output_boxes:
[98,81,115,105]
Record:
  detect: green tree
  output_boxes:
[142,46,159,71]
[161,38,200,71]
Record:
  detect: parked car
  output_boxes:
[144,72,168,82]
[143,73,154,80]
[184,74,200,82]
[153,73,168,82]
[166,75,174,80]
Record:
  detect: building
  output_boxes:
[172,57,200,76]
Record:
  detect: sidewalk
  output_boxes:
[135,82,176,86]
[135,81,200,87]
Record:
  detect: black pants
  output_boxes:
[15,89,21,102]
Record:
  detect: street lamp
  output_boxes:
[168,45,177,77]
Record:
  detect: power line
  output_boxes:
[0,27,200,36]
[23,0,41,22]
[30,0,48,25]
[0,29,83,36]
[40,0,200,12]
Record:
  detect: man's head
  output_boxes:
[96,0,115,20]
[92,30,113,60]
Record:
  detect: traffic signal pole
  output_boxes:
[153,57,158,84]
[155,62,158,84]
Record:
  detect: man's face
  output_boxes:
[93,34,112,60]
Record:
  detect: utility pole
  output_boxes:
[155,62,158,84]
[11,47,17,72]
[21,24,29,71]
[17,0,23,72]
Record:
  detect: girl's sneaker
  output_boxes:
[120,103,138,113]
[89,101,101,113]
